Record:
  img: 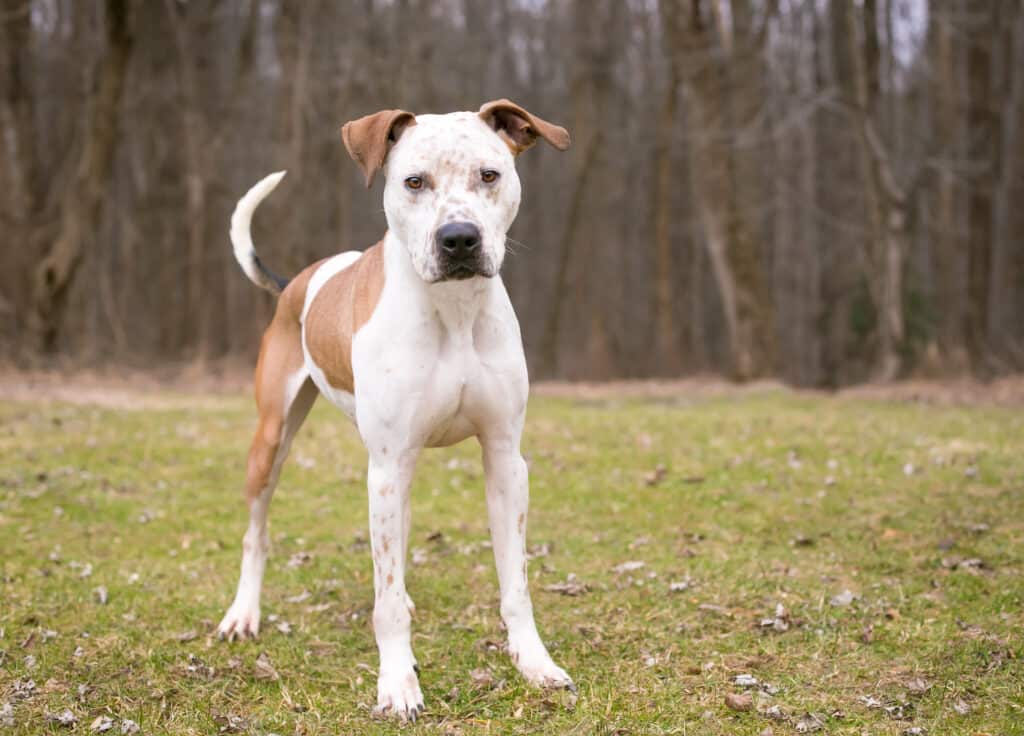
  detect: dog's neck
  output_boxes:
[384,230,497,342]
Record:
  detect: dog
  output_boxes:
[219,100,573,721]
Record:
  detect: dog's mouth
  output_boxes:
[443,264,484,280]
[434,257,495,282]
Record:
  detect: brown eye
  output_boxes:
[405,176,423,191]
[481,169,499,184]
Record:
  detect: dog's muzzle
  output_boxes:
[435,221,490,280]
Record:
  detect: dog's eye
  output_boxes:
[481,169,500,184]
[405,176,424,191]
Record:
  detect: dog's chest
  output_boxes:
[342,281,527,448]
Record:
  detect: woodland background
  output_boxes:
[2,0,1023,386]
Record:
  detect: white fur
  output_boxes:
[381,112,520,283]
[230,171,287,292]
[223,111,571,721]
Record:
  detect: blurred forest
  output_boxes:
[1,0,1023,386]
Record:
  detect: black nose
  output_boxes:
[436,221,481,260]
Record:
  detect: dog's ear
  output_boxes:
[341,109,416,188]
[478,99,570,155]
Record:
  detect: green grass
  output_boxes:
[1,389,1022,734]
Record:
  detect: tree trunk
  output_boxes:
[653,0,685,372]
[930,4,968,372]
[964,0,995,373]
[989,0,1024,365]
[681,0,775,381]
[28,0,133,354]
[843,0,908,381]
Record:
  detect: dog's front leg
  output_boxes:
[481,436,574,690]
[367,453,424,721]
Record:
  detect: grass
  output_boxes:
[1,388,1022,734]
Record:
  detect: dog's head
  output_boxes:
[342,100,570,283]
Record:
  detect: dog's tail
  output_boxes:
[230,171,290,294]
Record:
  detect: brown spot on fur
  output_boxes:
[386,572,394,586]
[517,513,525,534]
[382,536,390,553]
[304,242,386,394]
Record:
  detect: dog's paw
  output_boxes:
[373,668,424,723]
[216,603,260,641]
[510,639,574,690]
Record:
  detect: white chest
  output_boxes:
[349,277,527,449]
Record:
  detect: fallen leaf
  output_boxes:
[906,677,930,695]
[612,560,645,574]
[643,465,667,486]
[795,712,825,733]
[724,692,752,711]
[46,709,76,727]
[829,589,857,607]
[91,716,114,732]
[253,652,279,681]
[543,574,588,596]
[470,668,496,689]
[286,552,311,568]
[120,719,140,734]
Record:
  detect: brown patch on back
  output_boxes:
[304,242,386,394]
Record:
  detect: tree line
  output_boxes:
[1,0,1022,386]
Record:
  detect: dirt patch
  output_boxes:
[2,367,1023,408]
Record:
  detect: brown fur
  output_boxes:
[477,99,571,155]
[341,110,416,188]
[303,241,387,394]
[243,259,327,502]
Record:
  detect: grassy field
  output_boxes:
[1,387,1022,734]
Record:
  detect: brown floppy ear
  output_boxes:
[478,99,571,155]
[341,109,416,188]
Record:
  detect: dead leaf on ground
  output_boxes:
[795,712,826,733]
[724,692,752,711]
[543,574,588,596]
[643,465,667,486]
[612,560,645,574]
[829,589,857,607]
[46,709,76,727]
[253,651,279,681]
[470,668,497,689]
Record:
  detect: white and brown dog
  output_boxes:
[219,100,572,720]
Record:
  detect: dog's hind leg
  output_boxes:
[218,313,318,640]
